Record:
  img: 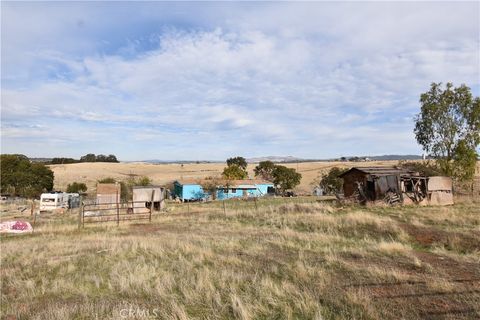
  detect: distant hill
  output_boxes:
[246,156,304,163]
[367,155,423,160]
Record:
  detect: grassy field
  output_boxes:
[1,197,479,319]
[49,160,419,195]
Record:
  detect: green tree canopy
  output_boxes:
[253,161,276,181]
[0,154,54,198]
[222,165,248,180]
[226,156,247,170]
[414,82,480,180]
[318,167,348,195]
[272,165,302,194]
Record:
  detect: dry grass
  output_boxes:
[1,198,479,319]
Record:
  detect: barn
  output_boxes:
[173,179,274,201]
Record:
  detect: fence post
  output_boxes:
[32,210,37,233]
[223,200,226,215]
[116,190,120,226]
[81,199,85,228]
[187,201,190,214]
[149,190,155,223]
[78,196,83,229]
[254,196,258,211]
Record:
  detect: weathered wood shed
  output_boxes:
[340,167,454,206]
[339,167,409,202]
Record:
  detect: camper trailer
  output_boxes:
[40,192,80,211]
[40,192,69,211]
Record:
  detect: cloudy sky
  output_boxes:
[1,1,479,161]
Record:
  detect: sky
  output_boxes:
[1,1,479,161]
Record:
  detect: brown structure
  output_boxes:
[96,183,121,205]
[340,167,453,206]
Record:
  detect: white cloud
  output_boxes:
[1,2,479,160]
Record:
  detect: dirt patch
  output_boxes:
[400,223,480,253]
[340,247,480,319]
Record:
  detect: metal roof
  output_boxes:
[175,179,273,187]
[339,167,411,177]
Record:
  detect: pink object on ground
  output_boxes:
[0,221,33,234]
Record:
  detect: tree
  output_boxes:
[226,157,247,171]
[66,182,88,193]
[51,158,78,164]
[254,161,276,181]
[199,176,224,200]
[222,165,247,180]
[318,167,348,195]
[414,83,480,180]
[96,154,107,162]
[106,154,119,163]
[80,153,96,162]
[272,165,302,194]
[0,154,54,198]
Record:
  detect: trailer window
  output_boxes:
[42,198,55,202]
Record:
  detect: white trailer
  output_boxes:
[40,192,69,211]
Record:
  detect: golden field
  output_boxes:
[49,160,405,195]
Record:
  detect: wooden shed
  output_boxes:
[132,186,166,213]
[339,167,409,202]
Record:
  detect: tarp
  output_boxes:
[0,221,33,234]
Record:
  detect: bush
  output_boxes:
[318,167,349,195]
[66,182,87,193]
[398,160,444,176]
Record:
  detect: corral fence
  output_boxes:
[80,200,155,227]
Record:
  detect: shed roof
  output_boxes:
[175,179,273,187]
[339,167,410,177]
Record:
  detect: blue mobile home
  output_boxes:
[173,179,274,201]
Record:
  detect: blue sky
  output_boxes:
[1,1,479,161]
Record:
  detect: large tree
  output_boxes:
[223,156,248,180]
[222,165,247,180]
[226,156,247,171]
[253,161,276,181]
[414,83,480,180]
[272,165,302,194]
[0,154,54,197]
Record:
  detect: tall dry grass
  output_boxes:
[1,198,479,319]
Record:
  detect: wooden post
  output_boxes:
[82,201,85,228]
[223,200,226,215]
[32,210,37,233]
[78,196,83,229]
[254,196,258,211]
[116,190,120,226]
[149,190,155,223]
[187,201,190,214]
[31,200,34,216]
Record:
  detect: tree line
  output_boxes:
[50,154,119,164]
